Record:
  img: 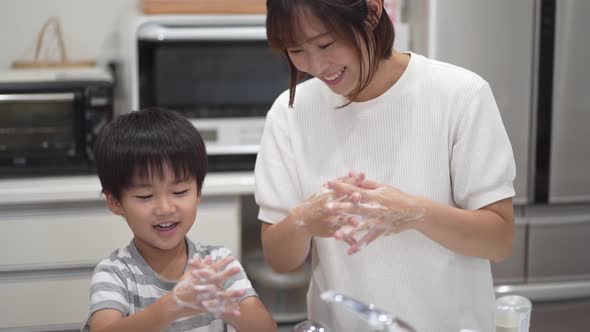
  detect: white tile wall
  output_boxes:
[0,0,137,69]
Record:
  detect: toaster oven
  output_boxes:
[0,67,113,177]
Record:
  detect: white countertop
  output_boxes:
[0,172,254,206]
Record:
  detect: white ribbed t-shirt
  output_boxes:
[255,53,516,332]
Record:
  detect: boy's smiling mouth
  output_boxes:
[154,221,179,231]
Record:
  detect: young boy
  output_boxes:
[82,108,276,332]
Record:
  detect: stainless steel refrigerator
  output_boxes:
[408,0,590,330]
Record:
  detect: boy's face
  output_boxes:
[105,163,200,255]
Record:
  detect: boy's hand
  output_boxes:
[173,255,245,318]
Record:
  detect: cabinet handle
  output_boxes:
[138,25,267,41]
[0,93,74,102]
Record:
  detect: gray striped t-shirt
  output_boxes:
[82,238,257,332]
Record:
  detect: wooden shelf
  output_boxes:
[141,0,266,14]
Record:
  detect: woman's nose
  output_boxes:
[295,51,327,76]
[308,52,329,76]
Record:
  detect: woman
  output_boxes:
[255,0,516,331]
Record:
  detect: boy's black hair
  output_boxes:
[94,107,208,200]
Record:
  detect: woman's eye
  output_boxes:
[287,49,303,55]
[174,189,189,195]
[319,41,335,49]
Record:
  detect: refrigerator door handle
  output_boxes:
[495,281,590,301]
[529,213,590,226]
[526,206,590,226]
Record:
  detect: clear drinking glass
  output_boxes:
[495,295,532,332]
[292,319,330,332]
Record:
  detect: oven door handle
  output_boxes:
[495,281,590,301]
[138,24,267,41]
[0,93,75,102]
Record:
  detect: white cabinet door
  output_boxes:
[186,195,241,259]
[0,271,92,330]
[0,202,132,271]
[0,195,241,330]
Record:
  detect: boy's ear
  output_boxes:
[105,191,124,216]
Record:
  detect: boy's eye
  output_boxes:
[319,41,335,49]
[135,195,152,200]
[287,49,303,55]
[174,189,190,195]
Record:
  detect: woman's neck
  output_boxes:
[353,51,410,102]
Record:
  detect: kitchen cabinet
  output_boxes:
[0,173,253,331]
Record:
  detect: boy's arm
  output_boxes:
[224,296,277,332]
[89,292,204,332]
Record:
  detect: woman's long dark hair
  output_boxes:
[266,0,395,107]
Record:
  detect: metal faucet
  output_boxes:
[320,290,416,332]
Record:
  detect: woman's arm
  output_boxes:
[261,186,362,273]
[409,197,514,262]
[328,178,514,261]
[225,297,277,332]
[260,217,313,273]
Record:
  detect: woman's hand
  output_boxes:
[173,255,245,318]
[290,173,364,242]
[325,173,427,254]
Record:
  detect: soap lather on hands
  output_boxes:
[173,254,245,318]
[292,172,426,255]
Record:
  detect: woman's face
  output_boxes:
[286,11,361,97]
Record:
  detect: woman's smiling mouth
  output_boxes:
[322,67,346,85]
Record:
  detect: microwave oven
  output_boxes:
[119,14,293,171]
[0,68,113,177]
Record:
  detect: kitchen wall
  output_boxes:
[0,0,410,70]
[0,0,137,69]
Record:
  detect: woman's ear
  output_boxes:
[105,192,124,216]
[365,0,383,29]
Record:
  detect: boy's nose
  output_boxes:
[154,197,175,215]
